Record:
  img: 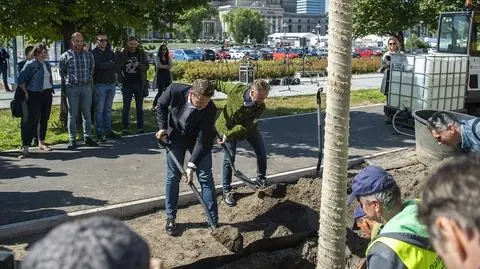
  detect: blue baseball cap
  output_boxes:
[353,207,366,219]
[352,207,366,230]
[347,166,395,205]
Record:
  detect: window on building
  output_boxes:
[298,19,302,23]
[308,20,310,23]
[298,25,301,32]
[288,25,292,32]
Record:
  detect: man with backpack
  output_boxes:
[426,111,480,153]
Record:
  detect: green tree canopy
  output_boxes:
[223,8,266,44]
[0,0,207,48]
[353,0,465,47]
[179,6,216,43]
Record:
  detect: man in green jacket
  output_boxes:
[215,79,270,207]
[348,166,445,269]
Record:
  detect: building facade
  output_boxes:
[297,0,325,15]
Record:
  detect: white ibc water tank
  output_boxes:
[387,54,468,111]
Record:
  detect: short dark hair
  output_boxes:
[96,31,106,37]
[419,155,480,244]
[21,216,151,269]
[426,111,459,132]
[191,79,214,97]
[128,36,138,42]
[24,45,34,56]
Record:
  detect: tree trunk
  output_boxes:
[316,0,353,268]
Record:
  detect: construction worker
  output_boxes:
[427,111,480,153]
[215,79,270,207]
[348,166,445,269]
[419,155,480,269]
[352,207,381,239]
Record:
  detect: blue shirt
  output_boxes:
[17,59,54,93]
[460,118,480,153]
[59,49,94,86]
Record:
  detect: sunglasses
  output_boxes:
[98,39,108,42]
[388,43,396,46]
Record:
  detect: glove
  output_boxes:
[183,167,195,184]
[155,129,167,141]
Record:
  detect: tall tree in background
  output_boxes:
[179,6,216,43]
[353,0,466,49]
[353,0,419,49]
[316,0,353,268]
[0,0,207,124]
[222,8,266,44]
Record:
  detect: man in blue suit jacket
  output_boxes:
[155,79,217,236]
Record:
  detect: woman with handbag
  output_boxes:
[17,43,54,158]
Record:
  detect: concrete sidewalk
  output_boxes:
[0,104,414,231]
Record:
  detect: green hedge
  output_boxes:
[147,57,381,83]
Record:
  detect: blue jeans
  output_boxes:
[94,83,116,136]
[222,132,267,192]
[165,142,217,225]
[121,84,143,130]
[66,84,92,141]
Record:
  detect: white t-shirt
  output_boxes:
[42,62,52,90]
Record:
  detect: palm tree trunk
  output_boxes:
[316,0,353,268]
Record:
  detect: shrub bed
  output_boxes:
[147,57,381,82]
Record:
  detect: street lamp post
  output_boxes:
[282,22,287,47]
[315,23,321,41]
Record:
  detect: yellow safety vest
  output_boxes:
[366,237,446,269]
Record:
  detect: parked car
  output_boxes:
[229,49,245,59]
[245,50,261,60]
[259,48,273,60]
[354,47,382,58]
[317,48,328,59]
[351,49,360,58]
[216,49,231,60]
[203,49,216,61]
[272,48,299,61]
[172,49,201,61]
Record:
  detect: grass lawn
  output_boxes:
[0,89,385,151]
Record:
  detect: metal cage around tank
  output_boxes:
[387,54,469,112]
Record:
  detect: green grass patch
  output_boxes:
[0,89,385,151]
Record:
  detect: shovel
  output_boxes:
[157,138,243,252]
[217,134,268,190]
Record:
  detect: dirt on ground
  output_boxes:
[4,149,432,269]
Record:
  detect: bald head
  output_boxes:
[71,32,85,52]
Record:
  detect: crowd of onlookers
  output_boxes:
[11,31,172,158]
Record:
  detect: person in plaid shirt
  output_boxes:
[60,32,97,149]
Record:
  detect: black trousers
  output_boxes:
[0,62,10,91]
[21,91,53,146]
[121,84,144,130]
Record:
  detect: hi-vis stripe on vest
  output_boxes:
[366,237,446,269]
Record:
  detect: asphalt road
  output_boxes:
[0,104,414,226]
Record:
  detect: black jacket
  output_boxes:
[116,48,149,85]
[92,47,117,84]
[156,83,217,166]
